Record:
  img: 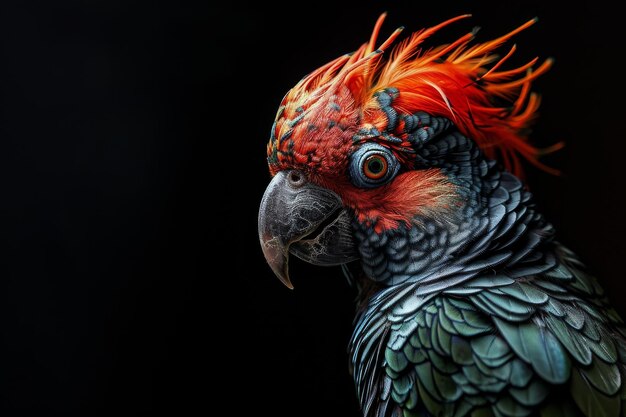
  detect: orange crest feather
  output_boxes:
[269,14,561,176]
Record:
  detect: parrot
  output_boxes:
[257,13,626,417]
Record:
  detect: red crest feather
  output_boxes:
[268,14,562,176]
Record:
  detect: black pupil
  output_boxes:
[368,157,384,174]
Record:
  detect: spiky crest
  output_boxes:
[268,14,560,176]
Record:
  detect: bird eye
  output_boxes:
[349,143,399,188]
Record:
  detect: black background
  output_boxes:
[0,1,624,416]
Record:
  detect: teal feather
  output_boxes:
[386,348,409,372]
[459,307,493,330]
[544,264,574,280]
[544,314,593,365]
[471,335,511,362]
[534,279,568,293]
[494,318,571,384]
[416,376,456,417]
[392,375,413,394]
[437,320,453,353]
[453,320,492,336]
[497,282,549,305]
[447,298,493,336]
[509,359,533,388]
[432,366,462,401]
[386,366,400,379]
[472,292,534,321]
[451,304,492,334]
[494,395,533,417]
[588,329,618,363]
[451,336,474,365]
[445,287,482,296]
[492,211,516,240]
[405,384,419,409]
[418,326,432,348]
[459,382,480,395]
[430,319,446,356]
[563,305,586,330]
[451,371,469,386]
[477,350,515,368]
[474,355,512,381]
[409,332,421,349]
[481,380,509,393]
[428,349,459,374]
[471,334,515,368]
[543,299,566,317]
[509,378,549,406]
[425,304,439,314]
[579,301,609,322]
[396,319,419,342]
[415,362,442,401]
[448,297,479,310]
[443,298,465,322]
[389,331,410,351]
[403,342,427,364]
[582,320,601,342]
[462,364,501,386]
[414,309,426,324]
[391,386,409,405]
[439,306,460,334]
[464,394,489,406]
[482,290,537,315]
[465,275,515,288]
[425,310,434,327]
[393,373,414,395]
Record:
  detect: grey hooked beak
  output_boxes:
[258,170,358,289]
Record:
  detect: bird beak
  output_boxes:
[258,170,358,289]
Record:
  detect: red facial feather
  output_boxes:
[316,169,459,233]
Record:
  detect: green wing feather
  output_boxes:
[382,293,546,417]
[376,244,626,417]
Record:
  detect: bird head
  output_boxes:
[258,14,557,289]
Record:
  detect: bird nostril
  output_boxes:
[288,170,305,187]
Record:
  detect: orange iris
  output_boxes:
[363,154,388,179]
